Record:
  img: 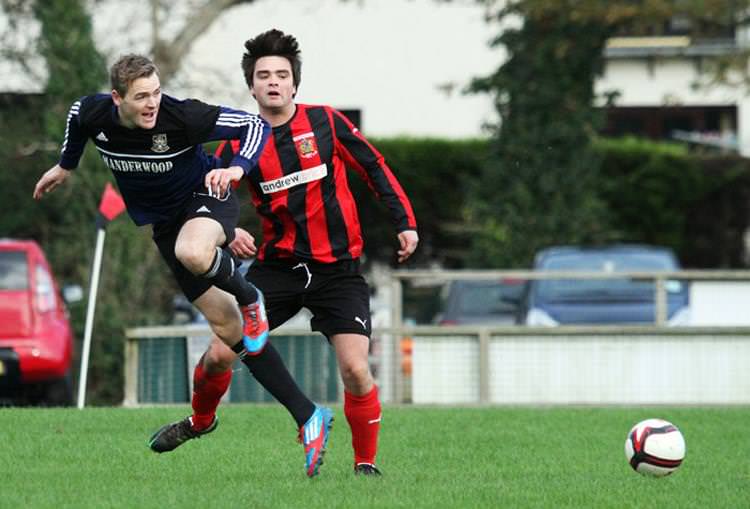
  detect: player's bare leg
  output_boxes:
[332,333,382,476]
[149,288,240,452]
[176,217,269,350]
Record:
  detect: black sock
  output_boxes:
[202,247,258,305]
[231,341,315,427]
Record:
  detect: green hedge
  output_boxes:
[595,137,750,267]
[354,137,489,267]
[366,135,750,269]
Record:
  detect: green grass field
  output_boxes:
[0,405,748,508]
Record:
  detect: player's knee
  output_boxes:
[203,346,235,372]
[174,240,214,275]
[340,361,371,388]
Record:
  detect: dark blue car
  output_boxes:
[521,245,690,326]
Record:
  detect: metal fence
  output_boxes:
[124,326,338,406]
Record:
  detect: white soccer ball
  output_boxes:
[624,418,686,477]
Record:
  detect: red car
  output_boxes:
[0,239,76,405]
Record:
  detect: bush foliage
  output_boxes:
[372,136,750,269]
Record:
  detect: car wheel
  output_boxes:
[44,374,74,407]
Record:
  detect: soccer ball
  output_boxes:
[624,418,686,477]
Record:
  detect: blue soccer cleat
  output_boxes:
[241,294,269,355]
[298,406,334,477]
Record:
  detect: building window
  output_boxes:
[600,105,737,151]
[613,14,735,39]
[338,109,362,130]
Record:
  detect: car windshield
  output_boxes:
[454,282,522,315]
[537,251,678,302]
[0,251,28,290]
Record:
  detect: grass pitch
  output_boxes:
[0,405,747,508]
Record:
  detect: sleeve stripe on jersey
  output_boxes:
[239,115,266,160]
[216,113,266,161]
[216,113,255,125]
[217,112,253,121]
[61,100,81,153]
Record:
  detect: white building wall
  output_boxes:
[739,99,750,157]
[597,59,741,106]
[170,0,501,138]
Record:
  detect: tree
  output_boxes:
[466,2,612,267]
[466,0,750,268]
[0,0,178,404]
[1,0,258,84]
[147,0,253,82]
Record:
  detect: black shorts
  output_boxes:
[153,186,240,302]
[245,258,371,340]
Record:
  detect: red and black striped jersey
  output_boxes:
[215,103,416,263]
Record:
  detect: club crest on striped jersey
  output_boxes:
[293,132,318,159]
[151,134,170,153]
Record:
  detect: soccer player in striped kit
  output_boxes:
[172,29,419,476]
[33,54,330,474]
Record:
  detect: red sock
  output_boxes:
[344,385,382,465]
[191,362,232,431]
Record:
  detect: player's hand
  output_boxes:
[397,230,419,263]
[33,165,71,200]
[204,166,244,198]
[230,227,257,258]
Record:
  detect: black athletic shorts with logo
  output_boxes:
[153,185,240,302]
[245,258,372,340]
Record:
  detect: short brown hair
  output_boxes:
[110,54,159,97]
[242,29,301,90]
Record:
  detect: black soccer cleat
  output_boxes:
[148,416,217,453]
[354,463,382,476]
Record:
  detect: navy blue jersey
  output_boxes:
[58,93,269,225]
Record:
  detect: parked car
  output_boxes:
[0,239,78,405]
[520,245,690,326]
[437,279,525,325]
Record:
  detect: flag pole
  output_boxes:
[77,227,106,409]
[77,182,126,409]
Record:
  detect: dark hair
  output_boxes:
[242,29,302,90]
[110,54,159,97]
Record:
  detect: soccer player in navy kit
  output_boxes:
[156,30,419,476]
[33,54,329,473]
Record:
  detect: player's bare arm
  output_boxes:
[397,230,419,263]
[33,164,72,200]
[204,166,244,197]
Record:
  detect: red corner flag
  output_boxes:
[96,182,126,228]
[79,182,127,408]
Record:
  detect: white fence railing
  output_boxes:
[392,325,750,405]
[124,324,750,406]
[123,269,750,406]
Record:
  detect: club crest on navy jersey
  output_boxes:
[293,132,318,159]
[151,133,170,153]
